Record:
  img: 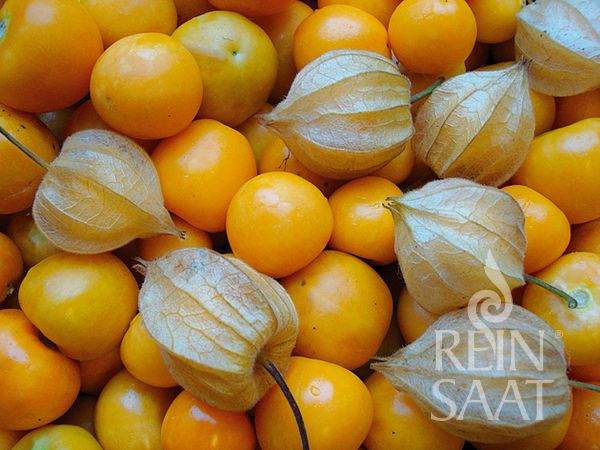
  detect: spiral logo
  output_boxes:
[467,251,513,330]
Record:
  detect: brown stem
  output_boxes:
[524,274,578,309]
[0,125,50,170]
[410,78,444,104]
[568,379,600,393]
[261,359,310,450]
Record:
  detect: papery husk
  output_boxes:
[138,247,299,412]
[373,305,569,444]
[414,62,534,187]
[387,178,526,314]
[515,0,600,97]
[260,49,413,180]
[33,130,179,254]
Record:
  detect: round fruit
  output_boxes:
[554,89,600,129]
[139,215,212,260]
[7,211,59,267]
[512,118,600,224]
[0,309,80,430]
[79,348,123,395]
[0,232,22,303]
[558,385,600,449]
[90,33,203,140]
[80,0,177,48]
[0,0,103,112]
[293,5,390,70]
[530,89,556,136]
[502,185,570,274]
[281,250,393,369]
[364,372,464,450]
[162,391,256,450]
[226,172,333,278]
[120,314,177,388]
[372,141,415,185]
[207,0,295,17]
[568,220,600,255]
[522,252,600,366]
[95,370,178,450]
[152,119,257,233]
[172,11,277,127]
[317,0,401,25]
[397,287,439,344]
[388,0,477,74]
[19,252,138,361]
[466,0,521,44]
[0,104,59,214]
[328,176,402,265]
[12,425,101,450]
[255,356,373,450]
[236,103,278,162]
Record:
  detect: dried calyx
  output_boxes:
[414,61,534,187]
[260,49,413,180]
[516,0,600,96]
[0,126,180,254]
[373,305,570,444]
[138,248,309,449]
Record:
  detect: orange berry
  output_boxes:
[79,348,123,395]
[152,119,257,233]
[554,89,600,129]
[226,172,333,278]
[0,232,22,303]
[397,287,439,344]
[318,0,401,26]
[557,385,600,449]
[530,89,556,136]
[139,215,212,260]
[388,0,476,75]
[466,0,521,44]
[568,220,600,255]
[90,33,203,140]
[372,141,415,185]
[207,0,295,17]
[293,5,391,70]
[328,176,402,265]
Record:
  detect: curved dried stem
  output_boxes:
[261,359,310,450]
[524,274,579,309]
[0,125,50,170]
[568,379,600,393]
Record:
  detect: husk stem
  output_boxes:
[524,274,579,309]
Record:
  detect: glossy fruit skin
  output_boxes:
[13,425,101,450]
[259,137,340,197]
[530,89,556,136]
[7,210,59,267]
[173,11,277,127]
[226,172,334,278]
[173,0,214,25]
[0,104,59,214]
[554,89,600,129]
[388,0,476,75]
[90,33,203,140]
[19,252,138,361]
[207,0,295,17]
[318,0,401,25]
[0,0,103,112]
[569,363,600,382]
[364,373,464,450]
[502,185,571,274]
[255,356,373,450]
[397,287,439,344]
[152,119,256,233]
[281,250,392,369]
[121,314,177,388]
[568,220,600,255]
[328,176,402,265]
[522,252,600,367]
[0,309,80,430]
[473,392,573,450]
[512,118,600,224]
[0,232,22,303]
[79,347,123,395]
[139,215,212,260]
[80,0,177,48]
[559,385,600,449]
[64,99,156,152]
[95,370,178,450]
[372,141,415,185]
[162,391,256,450]
[254,1,313,103]
[466,0,521,44]
[293,5,390,70]
[56,395,97,435]
[236,103,278,162]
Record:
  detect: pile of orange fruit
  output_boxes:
[0,0,599,449]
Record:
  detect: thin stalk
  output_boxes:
[524,274,579,309]
[410,78,444,104]
[261,359,310,450]
[0,125,50,170]
[568,379,600,393]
